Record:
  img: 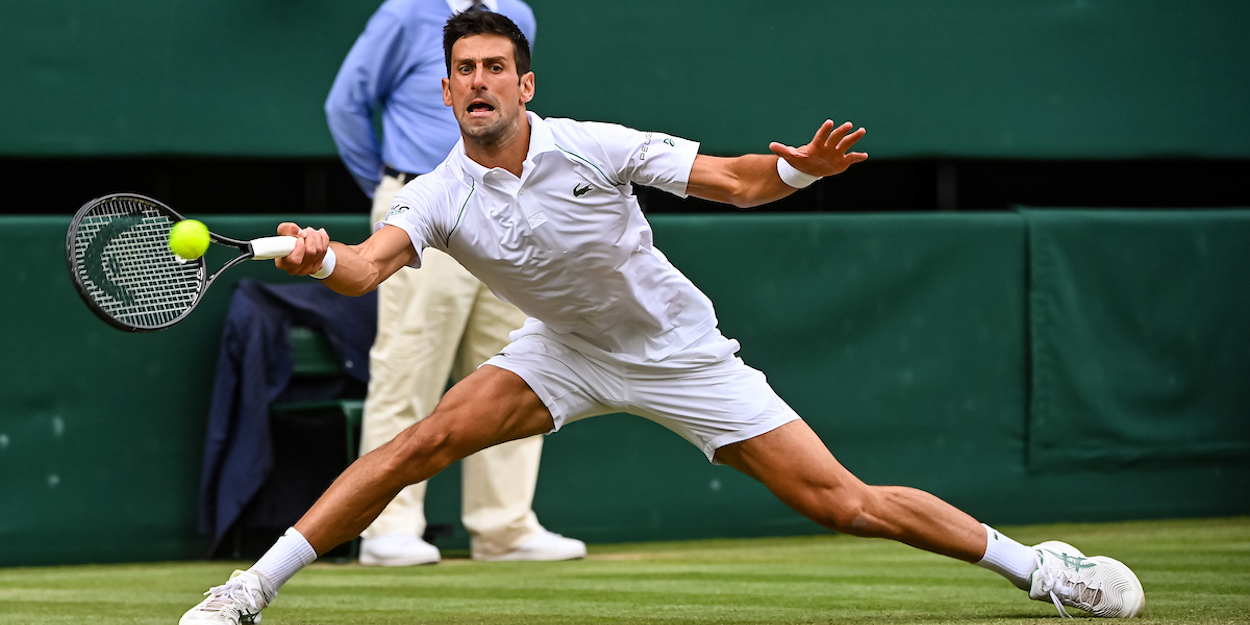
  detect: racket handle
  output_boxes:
[250,236,299,260]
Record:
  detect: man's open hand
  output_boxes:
[769,120,868,178]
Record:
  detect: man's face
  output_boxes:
[442,34,534,145]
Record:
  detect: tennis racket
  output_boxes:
[66,192,298,332]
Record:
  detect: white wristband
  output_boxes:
[777,158,821,188]
[311,247,336,280]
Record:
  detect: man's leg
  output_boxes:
[298,365,555,553]
[713,420,985,560]
[713,420,1145,617]
[180,366,554,624]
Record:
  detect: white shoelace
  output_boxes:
[1036,565,1102,618]
[200,578,260,615]
[1049,591,1074,619]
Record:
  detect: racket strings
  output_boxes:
[71,197,204,329]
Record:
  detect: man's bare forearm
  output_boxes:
[319,242,386,296]
[687,154,797,209]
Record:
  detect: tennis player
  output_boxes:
[181,10,1144,624]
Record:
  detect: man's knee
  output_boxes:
[374,419,463,483]
[368,366,552,485]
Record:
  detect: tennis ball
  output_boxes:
[169,219,210,260]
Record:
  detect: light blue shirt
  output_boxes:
[325,0,537,197]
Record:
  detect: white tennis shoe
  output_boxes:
[180,569,273,624]
[1029,541,1145,618]
[474,529,587,562]
[359,534,441,566]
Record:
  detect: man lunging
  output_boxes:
[180,10,1144,624]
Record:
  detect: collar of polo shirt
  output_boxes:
[456,111,556,184]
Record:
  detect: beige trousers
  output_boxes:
[359,175,543,557]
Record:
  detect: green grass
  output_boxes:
[1,517,1247,624]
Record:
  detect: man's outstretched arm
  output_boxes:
[685,119,867,208]
[273,222,417,296]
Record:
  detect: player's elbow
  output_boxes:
[691,156,766,209]
[332,282,376,298]
[322,258,384,297]
[349,265,387,297]
[326,275,380,298]
[705,175,759,209]
[726,181,775,209]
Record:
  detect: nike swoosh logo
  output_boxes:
[573,183,592,197]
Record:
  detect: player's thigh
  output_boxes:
[480,329,621,434]
[417,364,556,459]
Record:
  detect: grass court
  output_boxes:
[1,517,1246,624]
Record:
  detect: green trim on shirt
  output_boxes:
[554,144,626,187]
[447,178,475,246]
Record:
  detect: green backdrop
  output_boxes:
[1025,209,1250,470]
[2,210,1248,567]
[2,0,1248,158]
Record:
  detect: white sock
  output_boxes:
[974,523,1038,590]
[249,527,318,599]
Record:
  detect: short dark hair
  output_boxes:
[443,10,532,79]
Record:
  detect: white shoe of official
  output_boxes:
[1030,541,1145,618]
[474,529,587,562]
[180,569,273,624]
[359,534,441,566]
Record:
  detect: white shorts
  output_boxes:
[483,324,801,463]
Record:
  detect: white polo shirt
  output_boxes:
[383,112,716,362]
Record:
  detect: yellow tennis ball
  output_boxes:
[169,219,211,260]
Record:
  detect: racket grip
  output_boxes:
[250,236,299,260]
